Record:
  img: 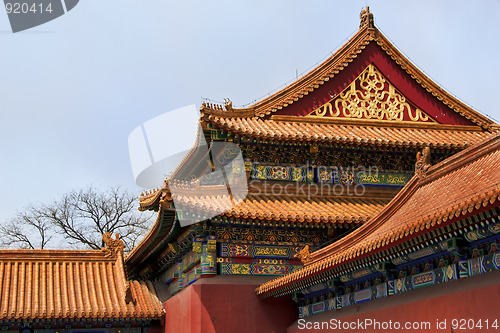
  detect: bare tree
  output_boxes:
[0,186,153,251]
[0,209,53,249]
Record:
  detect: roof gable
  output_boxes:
[270,42,476,127]
[304,63,437,124]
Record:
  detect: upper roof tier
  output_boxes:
[206,114,491,148]
[200,7,497,135]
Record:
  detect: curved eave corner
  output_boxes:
[126,181,176,272]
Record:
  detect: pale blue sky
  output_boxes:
[1,0,499,232]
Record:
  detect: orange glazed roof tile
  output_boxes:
[256,133,500,296]
[0,247,164,321]
[129,186,389,274]
[205,115,492,148]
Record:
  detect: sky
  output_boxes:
[0,0,499,226]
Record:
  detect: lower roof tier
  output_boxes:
[129,186,391,273]
[174,193,389,225]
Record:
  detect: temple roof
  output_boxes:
[200,8,496,135]
[127,8,498,276]
[256,133,500,297]
[0,242,164,321]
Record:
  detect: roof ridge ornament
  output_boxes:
[359,6,374,29]
[415,147,431,179]
[295,244,312,265]
[102,232,125,257]
[224,98,233,112]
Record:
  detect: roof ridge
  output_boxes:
[0,249,112,261]
[422,133,500,184]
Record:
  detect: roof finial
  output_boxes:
[359,6,374,29]
[224,98,233,112]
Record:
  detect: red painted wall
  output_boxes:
[163,276,298,333]
[287,270,500,333]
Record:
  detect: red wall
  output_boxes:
[163,276,298,333]
[162,271,500,333]
[287,270,500,333]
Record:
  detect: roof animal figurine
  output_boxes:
[295,244,312,264]
[102,232,125,257]
[415,147,431,179]
[224,98,233,112]
[359,6,374,29]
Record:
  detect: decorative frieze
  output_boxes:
[219,243,303,259]
[251,163,411,187]
[219,262,301,276]
[306,64,435,124]
[391,239,457,266]
[389,264,457,295]
[461,252,500,277]
[339,262,385,282]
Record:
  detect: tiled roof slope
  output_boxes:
[0,244,164,321]
[257,133,500,296]
[205,115,492,148]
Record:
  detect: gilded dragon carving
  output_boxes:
[307,64,434,123]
